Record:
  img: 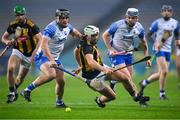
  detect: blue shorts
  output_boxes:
[154,51,171,62]
[34,54,62,69]
[108,53,133,67]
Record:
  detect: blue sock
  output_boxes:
[26,83,36,91]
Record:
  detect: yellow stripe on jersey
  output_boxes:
[33,36,37,45]
[26,38,32,53]
[17,40,24,53]
[80,47,91,71]
[94,46,101,64]
[26,19,35,27]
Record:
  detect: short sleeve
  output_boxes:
[43,24,56,39]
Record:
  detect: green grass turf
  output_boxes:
[0,72,180,119]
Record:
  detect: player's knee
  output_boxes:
[161,70,168,76]
[7,67,14,74]
[47,71,56,80]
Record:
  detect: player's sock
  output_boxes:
[142,79,150,86]
[25,82,36,91]
[160,90,165,96]
[9,86,15,92]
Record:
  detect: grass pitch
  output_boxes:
[0,72,180,119]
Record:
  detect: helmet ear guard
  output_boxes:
[84,25,99,37]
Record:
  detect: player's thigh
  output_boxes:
[127,66,133,76]
[157,57,168,72]
[17,65,29,79]
[40,62,56,77]
[8,55,21,70]
[176,55,180,67]
[112,63,131,81]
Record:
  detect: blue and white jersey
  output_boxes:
[150,18,179,52]
[37,20,74,60]
[108,19,145,52]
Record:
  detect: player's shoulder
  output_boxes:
[135,22,144,30]
[9,20,18,26]
[45,21,57,31]
[136,22,143,27]
[80,39,91,47]
[26,18,36,27]
[170,18,179,24]
[115,19,125,25]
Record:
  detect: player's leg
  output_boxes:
[55,69,67,108]
[157,53,170,99]
[176,53,180,89]
[95,85,116,108]
[86,78,116,108]
[21,61,56,102]
[109,54,132,91]
[6,54,21,103]
[15,56,31,89]
[139,52,165,94]
[112,64,137,96]
[109,65,133,91]
[139,72,160,95]
[111,65,150,106]
[15,65,29,89]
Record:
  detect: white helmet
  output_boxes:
[84,25,99,37]
[126,8,139,17]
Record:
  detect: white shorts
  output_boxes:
[11,49,31,69]
[176,49,180,56]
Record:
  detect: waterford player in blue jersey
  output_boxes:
[139,5,180,99]
[103,8,151,93]
[21,9,82,108]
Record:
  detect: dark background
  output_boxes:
[0,0,180,75]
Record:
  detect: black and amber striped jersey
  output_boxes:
[78,40,103,79]
[7,18,40,57]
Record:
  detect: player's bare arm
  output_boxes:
[41,36,57,67]
[73,47,82,74]
[85,53,112,74]
[102,30,117,56]
[70,28,82,39]
[30,32,43,62]
[2,32,14,46]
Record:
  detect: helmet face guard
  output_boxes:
[55,9,70,19]
[14,5,26,16]
[161,5,173,12]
